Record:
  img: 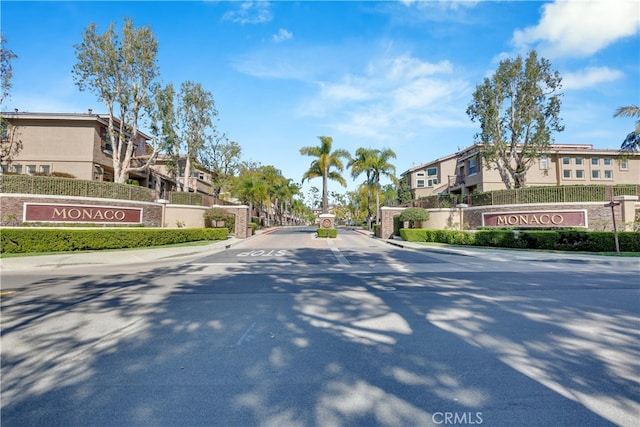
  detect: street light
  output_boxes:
[604,201,621,255]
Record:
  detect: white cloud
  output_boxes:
[272,28,293,43]
[562,66,624,90]
[223,1,272,24]
[513,0,640,57]
[303,53,470,142]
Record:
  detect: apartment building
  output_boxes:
[0,111,214,196]
[402,143,640,198]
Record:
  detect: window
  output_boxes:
[562,157,570,165]
[468,158,477,175]
[39,165,50,174]
[575,157,583,165]
[26,165,36,175]
[563,170,572,179]
[576,170,584,179]
[12,165,22,174]
[540,155,549,169]
[603,158,612,166]
[1,164,8,174]
[416,179,425,188]
[620,160,628,170]
[416,172,425,177]
[591,158,599,166]
[426,167,437,176]
[592,170,600,179]
[604,170,613,179]
[427,178,439,187]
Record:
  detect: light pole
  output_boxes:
[604,201,621,255]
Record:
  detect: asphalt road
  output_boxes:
[1,226,639,426]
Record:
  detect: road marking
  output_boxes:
[327,239,350,265]
[237,322,256,345]
[0,290,16,296]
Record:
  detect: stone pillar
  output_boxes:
[215,205,250,238]
[613,195,639,231]
[318,213,335,229]
[380,207,406,239]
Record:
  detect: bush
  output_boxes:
[398,208,430,228]
[399,228,475,245]
[204,208,235,233]
[474,230,526,249]
[250,222,258,235]
[317,228,338,238]
[0,228,228,254]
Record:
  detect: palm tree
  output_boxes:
[370,148,397,226]
[300,136,351,214]
[348,147,377,229]
[614,105,640,151]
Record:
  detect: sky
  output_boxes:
[1,0,639,200]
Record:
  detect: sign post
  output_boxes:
[604,201,621,255]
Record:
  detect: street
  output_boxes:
[1,226,639,426]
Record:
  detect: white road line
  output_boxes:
[327,239,351,265]
[237,322,256,346]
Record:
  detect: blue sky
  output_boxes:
[2,0,639,198]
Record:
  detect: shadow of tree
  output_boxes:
[1,242,637,426]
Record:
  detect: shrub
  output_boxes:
[398,208,430,228]
[250,222,258,235]
[317,228,338,238]
[0,228,228,254]
[204,208,235,233]
[474,230,526,249]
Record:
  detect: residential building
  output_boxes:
[0,111,214,197]
[401,143,640,198]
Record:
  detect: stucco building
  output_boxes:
[0,111,214,197]
[401,143,640,199]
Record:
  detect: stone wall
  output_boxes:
[380,199,639,239]
[0,194,162,227]
[0,194,251,238]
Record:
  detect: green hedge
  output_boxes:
[399,228,640,252]
[317,228,338,238]
[0,228,228,254]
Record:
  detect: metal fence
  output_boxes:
[0,175,155,202]
[411,185,639,209]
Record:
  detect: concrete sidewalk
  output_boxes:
[1,227,638,273]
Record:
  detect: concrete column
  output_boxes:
[613,195,639,231]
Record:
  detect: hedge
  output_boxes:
[399,228,640,252]
[0,228,228,254]
[317,228,338,238]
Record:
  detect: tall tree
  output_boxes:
[175,81,217,192]
[370,148,397,224]
[614,105,640,151]
[148,82,178,190]
[349,147,377,229]
[72,18,161,183]
[466,50,563,189]
[300,136,351,214]
[0,34,20,168]
[202,134,242,199]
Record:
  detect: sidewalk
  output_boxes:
[352,228,640,268]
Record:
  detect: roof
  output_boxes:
[1,110,152,140]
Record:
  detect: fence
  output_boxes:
[0,175,155,202]
[411,185,640,209]
[166,191,237,207]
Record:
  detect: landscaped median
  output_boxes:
[0,228,228,254]
[399,228,640,253]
